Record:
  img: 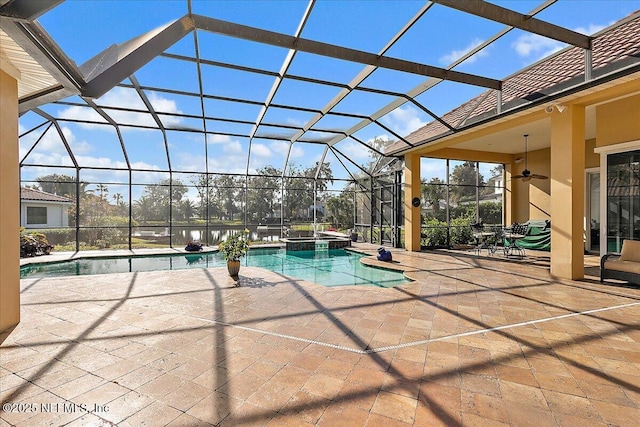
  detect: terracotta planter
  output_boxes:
[227,260,240,277]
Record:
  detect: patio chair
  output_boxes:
[470,222,491,255]
[505,223,527,257]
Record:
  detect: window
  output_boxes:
[27,207,47,224]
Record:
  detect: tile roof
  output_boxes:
[390,11,640,154]
[20,187,72,203]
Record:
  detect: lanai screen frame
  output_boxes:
[8,0,599,250]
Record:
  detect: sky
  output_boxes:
[17,0,640,197]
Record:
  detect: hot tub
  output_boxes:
[280,236,351,251]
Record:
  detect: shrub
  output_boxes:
[449,217,474,245]
[421,218,448,247]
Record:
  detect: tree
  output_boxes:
[450,161,484,203]
[421,177,446,217]
[35,174,88,198]
[133,178,188,222]
[247,166,281,222]
[326,190,354,230]
[211,175,240,221]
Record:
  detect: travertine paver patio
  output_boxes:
[2,247,640,426]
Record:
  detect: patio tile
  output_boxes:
[4,249,640,426]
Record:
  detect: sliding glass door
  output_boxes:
[606,149,640,252]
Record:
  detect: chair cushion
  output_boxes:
[604,259,640,274]
[619,240,640,262]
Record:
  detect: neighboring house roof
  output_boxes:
[389,11,640,154]
[20,187,72,203]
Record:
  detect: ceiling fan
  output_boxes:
[512,134,548,181]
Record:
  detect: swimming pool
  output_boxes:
[20,248,410,288]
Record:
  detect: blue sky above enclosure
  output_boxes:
[19,0,640,191]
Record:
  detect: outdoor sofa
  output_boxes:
[600,239,640,286]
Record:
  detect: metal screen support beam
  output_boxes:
[585,48,593,81]
[192,15,501,90]
[0,0,63,21]
[432,0,591,49]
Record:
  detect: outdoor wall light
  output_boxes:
[545,104,567,113]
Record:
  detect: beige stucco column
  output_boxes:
[0,69,20,339]
[404,152,421,251]
[504,162,515,225]
[550,105,585,279]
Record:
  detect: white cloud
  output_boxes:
[439,38,489,65]
[338,140,370,161]
[382,106,427,137]
[512,33,564,59]
[208,134,232,144]
[575,23,610,36]
[251,143,271,158]
[222,140,243,154]
[512,22,611,61]
[58,87,183,130]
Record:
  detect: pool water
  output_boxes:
[20,248,409,288]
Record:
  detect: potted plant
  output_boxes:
[218,229,250,278]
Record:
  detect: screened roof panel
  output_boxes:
[323,147,364,181]
[309,114,364,134]
[101,108,156,129]
[94,87,145,109]
[146,91,202,116]
[379,105,430,140]
[55,104,109,126]
[205,119,253,137]
[63,123,127,169]
[191,0,308,34]
[299,130,338,144]
[135,56,201,94]
[203,98,262,122]
[332,138,381,174]
[261,107,318,128]
[164,33,197,57]
[159,114,203,132]
[333,90,400,118]
[414,80,487,120]
[360,68,431,94]
[286,52,367,85]
[200,64,277,102]
[289,142,328,170]
[248,139,292,173]
[299,0,424,52]
[270,78,343,111]
[254,125,299,141]
[12,0,640,187]
[383,4,504,66]
[37,1,186,65]
[196,32,291,72]
[121,130,169,171]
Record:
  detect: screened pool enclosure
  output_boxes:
[13,0,519,251]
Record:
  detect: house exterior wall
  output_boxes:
[0,69,20,337]
[511,148,551,223]
[20,201,69,228]
[596,94,640,148]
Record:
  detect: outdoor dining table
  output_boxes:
[473,231,496,255]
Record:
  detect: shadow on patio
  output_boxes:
[2,248,640,426]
